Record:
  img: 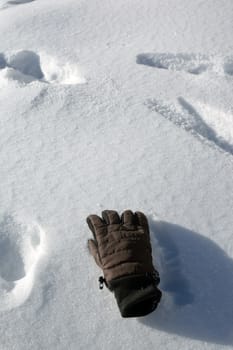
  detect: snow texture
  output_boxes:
[0,0,233,349]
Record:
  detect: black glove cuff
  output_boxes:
[108,274,162,318]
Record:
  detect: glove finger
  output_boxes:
[86,214,105,239]
[135,211,149,233]
[88,239,102,268]
[102,210,121,224]
[121,210,135,225]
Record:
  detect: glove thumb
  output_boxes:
[88,239,102,268]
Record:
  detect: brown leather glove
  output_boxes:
[87,210,162,317]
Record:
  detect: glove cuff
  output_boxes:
[108,274,162,318]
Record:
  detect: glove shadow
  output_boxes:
[141,220,233,346]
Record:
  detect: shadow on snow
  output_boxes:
[140,220,233,346]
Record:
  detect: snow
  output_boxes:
[0,0,232,349]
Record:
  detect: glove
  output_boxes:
[87,210,162,317]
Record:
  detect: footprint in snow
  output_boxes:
[136,52,233,76]
[7,0,35,4]
[0,0,34,9]
[0,53,7,69]
[137,51,233,157]
[223,56,233,76]
[0,214,46,311]
[0,50,85,85]
[146,97,233,157]
[7,50,44,83]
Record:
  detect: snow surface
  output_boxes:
[0,0,233,349]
